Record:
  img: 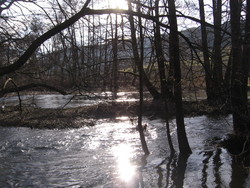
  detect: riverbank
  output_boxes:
[0,99,230,129]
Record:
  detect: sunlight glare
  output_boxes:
[112,144,136,182]
[108,0,127,9]
[116,116,129,121]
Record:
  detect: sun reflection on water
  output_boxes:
[112,144,137,182]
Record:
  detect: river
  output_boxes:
[0,94,250,187]
[0,92,146,109]
[0,114,249,187]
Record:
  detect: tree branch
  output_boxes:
[0,6,222,77]
[0,83,67,97]
[0,0,91,76]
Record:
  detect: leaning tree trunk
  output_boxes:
[168,0,192,155]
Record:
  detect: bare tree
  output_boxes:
[127,0,149,155]
[211,0,224,104]
[168,0,192,155]
[0,0,91,77]
[198,0,213,104]
[154,0,175,153]
[110,13,119,98]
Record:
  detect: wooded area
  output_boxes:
[0,0,249,157]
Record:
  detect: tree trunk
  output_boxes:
[154,0,175,153]
[168,0,192,155]
[111,13,119,99]
[212,0,224,104]
[198,0,213,104]
[126,2,160,100]
[103,16,110,91]
[230,0,250,136]
[154,0,173,101]
[128,0,149,155]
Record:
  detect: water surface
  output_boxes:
[0,115,249,187]
[0,92,145,109]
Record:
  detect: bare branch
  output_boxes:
[0,83,67,97]
[0,0,91,76]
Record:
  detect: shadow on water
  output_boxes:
[202,150,213,188]
[0,115,250,187]
[155,153,189,188]
[154,149,249,188]
[142,115,250,188]
[174,154,189,188]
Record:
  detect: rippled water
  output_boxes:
[0,115,249,187]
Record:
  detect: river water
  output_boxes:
[0,93,250,187]
[0,92,147,109]
[0,114,250,187]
